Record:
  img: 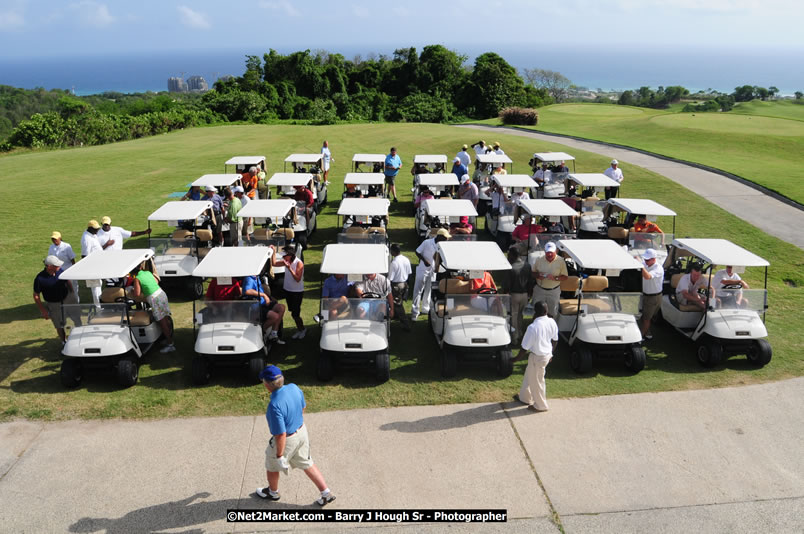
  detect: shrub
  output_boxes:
[498,107,539,125]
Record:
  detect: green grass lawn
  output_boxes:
[1,123,803,421]
[477,101,804,205]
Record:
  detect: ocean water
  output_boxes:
[1,46,801,96]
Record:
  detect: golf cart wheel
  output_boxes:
[248,355,265,384]
[316,350,334,382]
[441,348,457,378]
[190,277,204,300]
[570,344,593,374]
[60,358,82,388]
[746,339,772,368]
[625,345,646,373]
[191,355,211,385]
[116,358,139,388]
[496,349,513,378]
[696,338,723,368]
[375,351,390,383]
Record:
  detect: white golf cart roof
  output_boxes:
[267,173,315,186]
[519,199,578,217]
[607,198,677,217]
[238,199,297,218]
[414,154,448,164]
[344,172,385,185]
[477,153,513,165]
[192,246,274,278]
[569,173,620,187]
[285,153,323,164]
[225,156,265,166]
[424,199,479,217]
[491,174,536,188]
[148,201,213,221]
[437,241,511,271]
[321,244,389,274]
[671,239,770,267]
[557,239,644,270]
[352,154,386,164]
[192,174,242,187]
[533,152,575,162]
[418,174,460,186]
[337,198,390,217]
[60,249,154,280]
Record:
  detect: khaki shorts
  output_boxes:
[642,294,662,321]
[46,291,80,329]
[265,424,313,472]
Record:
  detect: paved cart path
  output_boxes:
[1,378,802,533]
[458,124,804,250]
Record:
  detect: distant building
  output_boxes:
[168,77,187,93]
[187,75,208,92]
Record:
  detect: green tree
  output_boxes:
[796,91,803,100]
[467,52,526,118]
[733,85,755,102]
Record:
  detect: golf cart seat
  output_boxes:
[88,309,151,326]
[669,273,703,312]
[172,229,193,241]
[346,226,368,234]
[559,275,613,314]
[197,247,212,258]
[368,227,386,235]
[164,247,192,256]
[128,310,152,326]
[273,228,295,240]
[100,287,145,304]
[196,229,213,242]
[607,227,629,242]
[252,228,269,240]
[438,278,472,294]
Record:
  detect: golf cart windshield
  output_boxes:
[575,292,642,317]
[150,235,197,257]
[444,294,510,319]
[529,233,575,252]
[63,302,128,329]
[197,300,262,326]
[714,288,767,313]
[320,298,388,322]
[337,232,387,244]
[629,231,671,252]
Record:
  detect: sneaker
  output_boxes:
[645,333,654,341]
[274,338,286,345]
[160,344,176,353]
[316,492,336,506]
[256,487,280,501]
[296,328,307,340]
[313,313,323,324]
[393,198,398,203]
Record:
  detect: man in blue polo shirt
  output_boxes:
[33,255,82,343]
[384,146,402,202]
[256,365,336,506]
[242,275,286,345]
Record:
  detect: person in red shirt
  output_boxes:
[293,185,314,206]
[471,271,497,292]
[511,214,545,247]
[206,277,242,301]
[449,216,473,235]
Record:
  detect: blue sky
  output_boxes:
[1,0,802,58]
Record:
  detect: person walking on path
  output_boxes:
[256,365,336,506]
[33,255,82,343]
[271,245,306,339]
[384,147,402,202]
[321,140,333,185]
[514,301,558,413]
[639,248,664,340]
[603,159,623,200]
[388,244,412,331]
[49,231,79,301]
[503,247,534,344]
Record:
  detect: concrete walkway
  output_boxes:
[458,125,804,250]
[1,378,802,533]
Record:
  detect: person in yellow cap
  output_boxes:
[48,231,79,301]
[81,220,104,306]
[97,216,151,251]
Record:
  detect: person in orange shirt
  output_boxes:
[471,271,496,292]
[242,167,260,200]
[632,214,662,234]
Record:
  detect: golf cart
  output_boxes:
[147,200,215,299]
[474,153,514,215]
[529,152,575,199]
[566,173,621,237]
[416,199,478,241]
[352,153,386,173]
[428,240,513,377]
[517,199,579,265]
[485,174,537,249]
[555,239,647,373]
[660,239,771,368]
[266,173,318,237]
[284,153,327,207]
[192,173,244,194]
[411,154,448,175]
[190,246,278,384]
[225,156,268,199]
[337,198,390,244]
[413,173,460,215]
[317,244,392,382]
[59,249,172,388]
[344,172,386,198]
[603,198,676,264]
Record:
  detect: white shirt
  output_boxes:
[642,260,664,294]
[97,226,132,251]
[521,315,559,356]
[389,254,412,283]
[512,192,531,206]
[283,256,304,292]
[415,238,438,268]
[474,145,486,157]
[456,150,471,168]
[81,230,102,257]
[321,147,332,170]
[603,166,624,184]
[494,148,505,156]
[48,241,76,265]
[712,269,741,288]
[533,169,544,182]
[491,190,507,210]
[676,273,707,298]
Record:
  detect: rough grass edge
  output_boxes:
[499,107,539,126]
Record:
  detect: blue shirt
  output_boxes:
[384,154,402,177]
[451,162,468,178]
[207,193,224,213]
[266,383,305,436]
[322,275,349,298]
[33,268,69,302]
[242,275,266,305]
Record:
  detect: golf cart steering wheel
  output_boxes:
[723,283,742,289]
[361,292,382,299]
[477,288,497,294]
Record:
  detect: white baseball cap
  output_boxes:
[611,159,619,165]
[45,255,64,267]
[643,248,657,260]
[460,174,470,184]
[544,242,557,253]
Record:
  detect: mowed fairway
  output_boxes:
[481,101,804,205]
[1,123,803,421]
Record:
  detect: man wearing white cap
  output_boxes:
[49,231,79,301]
[603,159,623,200]
[458,173,479,208]
[33,255,82,343]
[97,216,151,251]
[639,248,664,340]
[531,241,568,318]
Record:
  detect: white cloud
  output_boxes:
[260,0,301,17]
[0,9,24,30]
[177,5,211,29]
[352,5,370,18]
[70,1,115,27]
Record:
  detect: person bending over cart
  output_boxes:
[129,263,175,353]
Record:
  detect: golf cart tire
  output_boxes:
[190,278,204,300]
[191,355,211,385]
[376,351,390,383]
[496,349,513,378]
[60,358,82,388]
[248,355,265,384]
[747,339,772,367]
[696,339,723,368]
[570,344,593,374]
[117,358,139,388]
[441,348,457,378]
[316,350,334,382]
[626,345,646,373]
